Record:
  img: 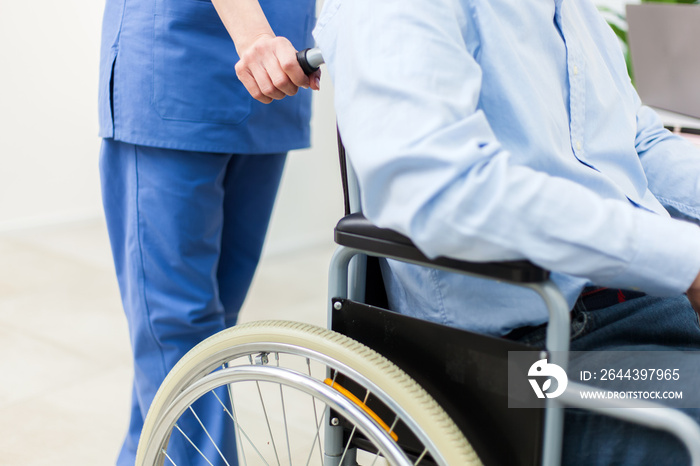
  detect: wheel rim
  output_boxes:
[141,344,448,465]
[145,365,412,466]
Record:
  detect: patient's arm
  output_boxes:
[635,104,700,221]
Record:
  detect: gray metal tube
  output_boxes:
[527,281,571,466]
[560,382,700,465]
[327,246,358,327]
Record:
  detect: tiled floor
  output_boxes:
[0,219,335,465]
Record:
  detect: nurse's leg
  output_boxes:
[100,139,234,465]
[217,152,286,327]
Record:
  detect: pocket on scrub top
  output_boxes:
[153,0,251,125]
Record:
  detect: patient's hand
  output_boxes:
[687,272,700,317]
[235,34,321,104]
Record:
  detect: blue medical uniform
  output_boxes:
[98,0,315,464]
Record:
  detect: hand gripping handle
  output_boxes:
[296,47,325,75]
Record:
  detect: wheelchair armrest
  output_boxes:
[334,213,549,283]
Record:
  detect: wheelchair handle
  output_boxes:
[296,47,324,75]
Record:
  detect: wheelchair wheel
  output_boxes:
[136,321,480,466]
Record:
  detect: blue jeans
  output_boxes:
[517,294,700,465]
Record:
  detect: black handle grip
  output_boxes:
[296,48,324,75]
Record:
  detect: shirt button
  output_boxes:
[576,140,582,151]
[573,65,579,75]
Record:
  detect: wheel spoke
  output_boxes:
[256,380,282,465]
[162,449,178,465]
[225,363,248,466]
[276,354,294,464]
[250,355,282,466]
[211,390,272,466]
[188,405,231,466]
[174,423,214,466]
[306,359,325,466]
[305,404,330,466]
[388,416,399,447]
[338,425,358,465]
[414,447,429,465]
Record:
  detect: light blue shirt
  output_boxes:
[314,0,700,335]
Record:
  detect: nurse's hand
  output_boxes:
[235,34,321,104]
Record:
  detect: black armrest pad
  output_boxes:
[334,213,549,283]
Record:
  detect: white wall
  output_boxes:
[0,1,104,230]
[0,1,342,254]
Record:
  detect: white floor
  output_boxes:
[0,219,336,465]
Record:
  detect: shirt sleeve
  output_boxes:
[314,0,700,296]
[635,103,700,221]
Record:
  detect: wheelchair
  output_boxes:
[135,53,700,466]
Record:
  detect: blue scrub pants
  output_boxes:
[100,139,287,465]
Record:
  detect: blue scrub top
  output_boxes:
[99,0,316,154]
